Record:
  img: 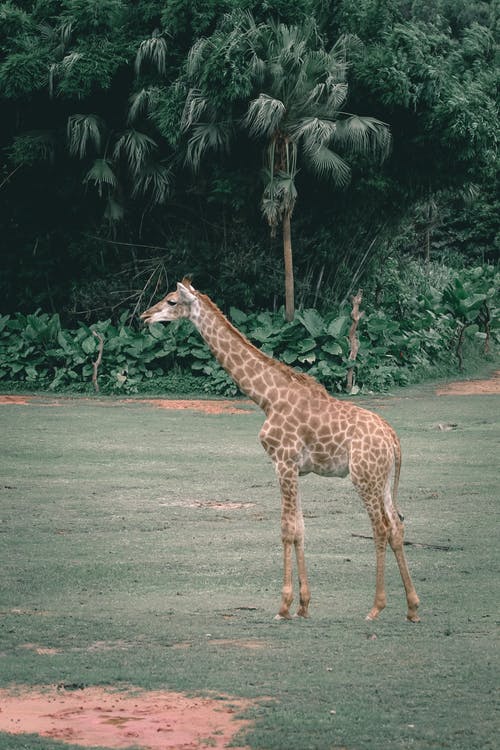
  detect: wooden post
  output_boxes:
[347,289,363,393]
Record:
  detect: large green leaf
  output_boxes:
[326,315,349,338]
[230,307,248,325]
[81,336,97,354]
[297,309,324,337]
[322,341,343,356]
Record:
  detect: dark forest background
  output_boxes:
[1,0,497,324]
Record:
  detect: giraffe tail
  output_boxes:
[392,439,404,522]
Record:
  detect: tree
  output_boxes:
[327,0,499,192]
[181,13,391,319]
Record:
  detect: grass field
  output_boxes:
[0,382,498,750]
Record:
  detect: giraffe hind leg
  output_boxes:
[382,477,420,622]
[388,520,420,622]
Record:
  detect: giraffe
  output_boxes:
[141,278,420,622]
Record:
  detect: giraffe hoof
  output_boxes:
[294,609,309,619]
[406,613,421,623]
[274,613,291,621]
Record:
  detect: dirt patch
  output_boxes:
[0,394,254,413]
[19,644,62,656]
[208,639,267,650]
[0,394,32,405]
[436,370,500,395]
[0,685,252,749]
[158,499,255,510]
[123,398,254,414]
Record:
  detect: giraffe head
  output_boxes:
[141,278,197,324]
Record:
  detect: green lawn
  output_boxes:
[0,385,498,749]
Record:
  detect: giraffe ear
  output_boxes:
[180,275,194,290]
[177,281,196,303]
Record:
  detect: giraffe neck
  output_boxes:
[189,293,286,412]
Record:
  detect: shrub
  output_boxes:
[0,264,496,395]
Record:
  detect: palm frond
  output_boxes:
[186,37,211,79]
[48,51,81,98]
[84,158,117,196]
[48,62,58,99]
[135,33,168,76]
[323,79,348,110]
[104,196,124,223]
[113,129,157,174]
[248,52,266,84]
[305,144,351,185]
[38,22,56,43]
[61,51,82,70]
[262,168,298,222]
[181,88,208,131]
[291,117,337,148]
[333,116,392,161]
[132,162,172,205]
[127,87,160,124]
[185,122,232,171]
[244,94,286,138]
[261,194,281,231]
[60,20,73,48]
[67,114,103,159]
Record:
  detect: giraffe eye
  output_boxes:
[167,299,177,307]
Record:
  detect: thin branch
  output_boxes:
[84,235,168,252]
[0,164,23,190]
[346,288,363,393]
[91,331,104,393]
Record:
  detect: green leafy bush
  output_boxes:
[0,265,497,395]
[441,265,499,368]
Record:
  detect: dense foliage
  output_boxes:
[1,0,498,321]
[0,1,497,396]
[1,265,497,395]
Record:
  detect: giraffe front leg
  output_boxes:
[275,538,294,620]
[274,460,309,620]
[294,538,311,618]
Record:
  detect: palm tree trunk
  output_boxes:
[283,209,295,322]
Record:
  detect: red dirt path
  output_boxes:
[0,685,252,750]
[435,370,499,395]
[0,395,254,412]
[1,371,498,411]
[122,398,254,413]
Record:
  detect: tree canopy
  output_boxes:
[0,0,497,319]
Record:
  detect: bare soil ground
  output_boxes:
[0,395,254,412]
[435,370,499,395]
[0,685,252,749]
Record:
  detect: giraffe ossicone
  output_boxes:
[141,279,420,622]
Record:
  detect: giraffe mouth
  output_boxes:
[140,310,155,324]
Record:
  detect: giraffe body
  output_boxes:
[141,279,420,622]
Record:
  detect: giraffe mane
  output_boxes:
[196,292,330,396]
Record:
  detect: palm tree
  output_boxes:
[182,14,392,320]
